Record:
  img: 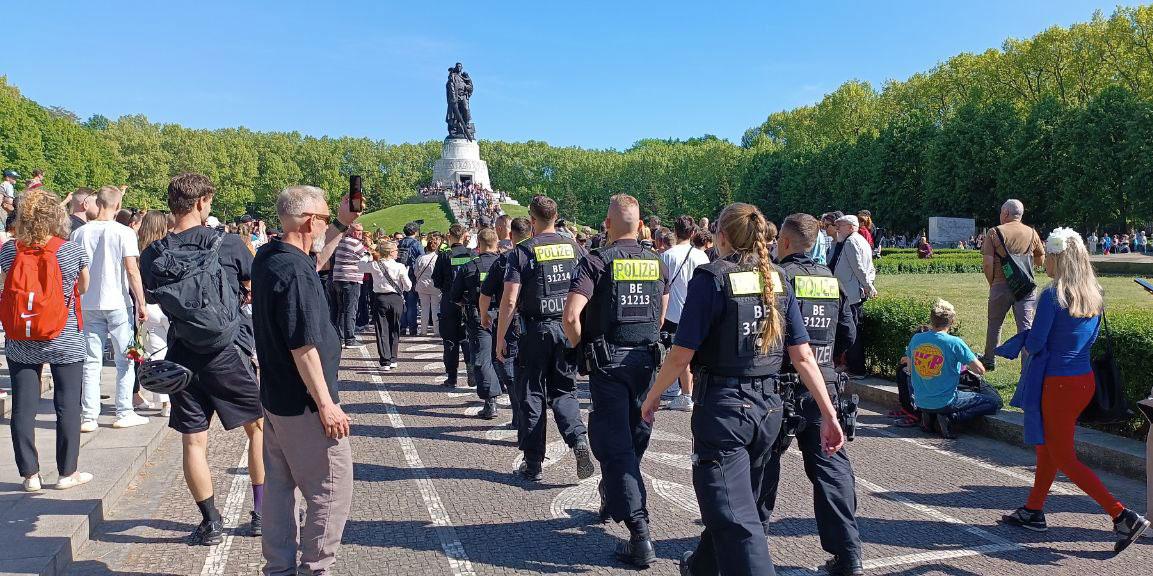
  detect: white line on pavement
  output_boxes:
[778,544,1020,576]
[645,451,692,470]
[858,423,1076,496]
[360,350,477,576]
[855,476,1020,548]
[200,439,252,576]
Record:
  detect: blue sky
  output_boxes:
[3,0,1127,149]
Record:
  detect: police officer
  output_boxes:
[495,196,594,482]
[563,194,669,567]
[765,213,864,576]
[480,217,531,429]
[451,228,503,418]
[432,223,475,388]
[641,203,845,576]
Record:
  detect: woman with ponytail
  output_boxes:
[642,203,844,575]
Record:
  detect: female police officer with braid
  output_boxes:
[642,203,844,576]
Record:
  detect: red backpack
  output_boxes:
[1,237,81,340]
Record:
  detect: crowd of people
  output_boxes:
[1,166,1149,575]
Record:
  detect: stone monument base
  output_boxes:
[433,138,491,190]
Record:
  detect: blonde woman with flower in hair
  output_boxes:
[1000,228,1149,552]
[641,202,844,576]
[2,189,93,491]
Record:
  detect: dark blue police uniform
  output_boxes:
[481,251,520,423]
[570,239,669,552]
[504,232,589,471]
[451,251,503,404]
[766,253,863,573]
[674,254,809,576]
[432,244,476,387]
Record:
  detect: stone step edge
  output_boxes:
[850,377,1147,480]
[2,393,171,576]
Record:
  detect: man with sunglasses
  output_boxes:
[252,186,359,575]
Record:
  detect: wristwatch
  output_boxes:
[332,220,348,233]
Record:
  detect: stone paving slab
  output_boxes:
[57,335,1153,575]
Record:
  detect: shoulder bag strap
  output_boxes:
[992,226,1009,262]
[668,247,695,286]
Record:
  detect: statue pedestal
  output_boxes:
[432,138,491,190]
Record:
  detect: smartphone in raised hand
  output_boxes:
[349,175,363,213]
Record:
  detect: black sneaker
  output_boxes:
[824,554,865,576]
[1001,507,1048,532]
[980,356,997,371]
[478,399,498,420]
[442,378,458,388]
[573,435,596,480]
[189,519,224,546]
[1113,508,1151,554]
[249,511,262,537]
[937,413,957,439]
[517,460,542,482]
[615,537,656,567]
[680,550,695,576]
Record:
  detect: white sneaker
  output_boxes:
[56,472,93,490]
[668,395,694,412]
[389,362,398,369]
[80,420,99,433]
[383,365,393,372]
[161,403,171,418]
[112,413,148,428]
[23,475,42,492]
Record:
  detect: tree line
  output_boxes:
[2,5,1152,232]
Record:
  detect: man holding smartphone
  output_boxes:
[253,186,358,575]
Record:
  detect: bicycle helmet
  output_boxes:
[138,359,192,395]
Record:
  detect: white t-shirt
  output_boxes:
[660,242,710,324]
[70,220,140,310]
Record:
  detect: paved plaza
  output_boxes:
[61,334,1150,576]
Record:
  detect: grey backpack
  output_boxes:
[148,231,240,354]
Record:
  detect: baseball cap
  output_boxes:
[238,214,255,224]
[835,215,860,228]
[3,170,19,178]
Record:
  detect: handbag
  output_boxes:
[993,227,1037,302]
[1079,311,1132,423]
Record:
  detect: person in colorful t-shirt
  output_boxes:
[904,299,1002,431]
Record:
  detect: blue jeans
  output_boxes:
[945,384,1003,424]
[81,308,136,421]
[402,291,420,334]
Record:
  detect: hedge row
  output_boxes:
[879,248,977,256]
[861,296,1153,436]
[875,253,984,275]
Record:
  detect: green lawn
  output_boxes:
[876,272,1149,397]
[501,203,528,218]
[358,202,455,234]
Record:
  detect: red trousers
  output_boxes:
[1026,373,1124,518]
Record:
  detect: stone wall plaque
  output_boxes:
[928,217,976,245]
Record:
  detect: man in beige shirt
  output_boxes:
[981,199,1045,368]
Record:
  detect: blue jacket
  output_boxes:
[998,331,1049,445]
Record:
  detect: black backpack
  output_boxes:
[147,231,240,354]
[396,237,418,268]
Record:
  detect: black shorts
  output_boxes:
[167,343,262,434]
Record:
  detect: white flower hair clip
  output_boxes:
[1045,227,1080,255]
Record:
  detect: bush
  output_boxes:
[874,252,984,274]
[860,296,960,377]
[861,296,1153,437]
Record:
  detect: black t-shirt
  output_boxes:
[252,239,342,416]
[69,214,86,235]
[140,226,255,353]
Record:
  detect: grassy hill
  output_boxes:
[501,203,528,218]
[358,202,455,234]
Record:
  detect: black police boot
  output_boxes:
[573,435,596,480]
[517,460,542,482]
[679,550,695,576]
[823,554,865,576]
[478,399,498,420]
[597,480,611,524]
[615,536,656,568]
